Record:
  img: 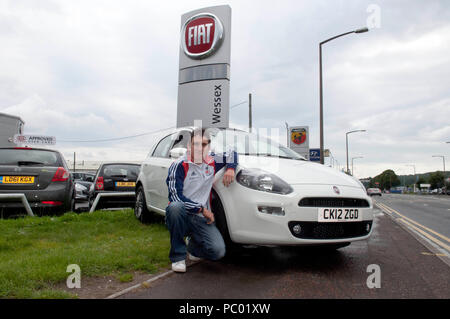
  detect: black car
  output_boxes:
[89,163,140,210]
[0,147,75,216]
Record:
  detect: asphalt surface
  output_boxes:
[120,202,450,299]
[374,194,450,239]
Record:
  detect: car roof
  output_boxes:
[0,147,59,152]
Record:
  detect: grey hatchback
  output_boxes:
[0,147,75,216]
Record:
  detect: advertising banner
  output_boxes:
[13,134,56,145]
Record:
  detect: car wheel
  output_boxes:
[135,186,152,223]
[211,190,242,255]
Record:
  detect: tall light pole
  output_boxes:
[351,156,364,176]
[432,155,446,188]
[248,93,252,133]
[285,122,289,147]
[346,129,366,174]
[406,164,416,193]
[432,155,446,173]
[319,27,369,164]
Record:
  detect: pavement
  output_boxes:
[119,200,450,299]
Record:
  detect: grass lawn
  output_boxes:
[0,209,170,298]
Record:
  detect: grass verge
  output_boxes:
[0,209,170,298]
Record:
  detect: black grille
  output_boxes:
[298,197,369,208]
[288,221,372,239]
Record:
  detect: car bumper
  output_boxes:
[0,183,71,209]
[216,182,374,246]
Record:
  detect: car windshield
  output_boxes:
[209,129,306,160]
[102,164,140,178]
[0,148,60,166]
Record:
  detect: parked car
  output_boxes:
[89,163,140,210]
[73,172,95,183]
[134,127,374,251]
[0,147,74,216]
[367,188,382,196]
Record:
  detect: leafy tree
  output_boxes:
[429,171,445,189]
[416,176,427,187]
[373,169,400,190]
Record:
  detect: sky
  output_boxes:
[0,0,449,178]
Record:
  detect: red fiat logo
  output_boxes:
[181,13,223,59]
[185,17,215,54]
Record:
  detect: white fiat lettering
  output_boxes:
[187,23,214,47]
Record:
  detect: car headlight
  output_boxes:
[236,169,293,195]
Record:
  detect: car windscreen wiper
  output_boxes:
[17,161,45,166]
[110,174,128,178]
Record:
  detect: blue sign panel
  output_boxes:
[309,148,320,161]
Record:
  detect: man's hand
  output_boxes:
[202,208,215,224]
[223,168,235,187]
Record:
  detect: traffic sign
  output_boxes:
[309,148,320,161]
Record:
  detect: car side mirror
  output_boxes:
[169,148,187,159]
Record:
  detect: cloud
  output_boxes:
[0,0,449,178]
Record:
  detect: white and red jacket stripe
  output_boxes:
[166,151,238,214]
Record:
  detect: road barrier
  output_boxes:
[89,192,135,213]
[0,193,34,217]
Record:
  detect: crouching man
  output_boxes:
[165,128,238,272]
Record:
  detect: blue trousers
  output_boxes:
[165,202,226,263]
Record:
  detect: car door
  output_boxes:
[144,133,177,210]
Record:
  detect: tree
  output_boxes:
[416,176,427,188]
[429,171,445,189]
[373,169,400,190]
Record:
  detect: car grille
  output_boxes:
[288,221,372,239]
[298,197,370,208]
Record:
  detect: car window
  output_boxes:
[0,148,61,166]
[152,133,176,158]
[171,130,191,150]
[102,164,140,178]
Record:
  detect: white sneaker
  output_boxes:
[188,253,202,262]
[171,260,186,273]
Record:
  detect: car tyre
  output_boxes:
[135,186,152,223]
[211,190,242,256]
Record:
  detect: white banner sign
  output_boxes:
[14,134,56,145]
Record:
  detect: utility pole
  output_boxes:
[248,93,252,133]
[73,152,76,172]
[285,122,289,147]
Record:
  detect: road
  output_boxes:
[119,196,450,299]
[374,193,450,242]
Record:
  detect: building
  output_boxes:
[0,112,25,148]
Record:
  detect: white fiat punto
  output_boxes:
[135,127,373,250]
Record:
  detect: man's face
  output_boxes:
[191,134,210,164]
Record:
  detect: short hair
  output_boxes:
[191,128,211,144]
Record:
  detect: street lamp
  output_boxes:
[406,164,417,193]
[346,130,366,174]
[351,156,364,176]
[319,27,369,164]
[432,155,446,173]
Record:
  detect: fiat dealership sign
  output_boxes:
[181,13,224,59]
[177,6,231,128]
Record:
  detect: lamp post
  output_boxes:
[432,155,446,187]
[351,156,363,176]
[319,27,369,164]
[406,164,416,193]
[432,155,446,173]
[346,129,366,174]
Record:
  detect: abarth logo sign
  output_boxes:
[291,128,307,145]
[181,13,224,59]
